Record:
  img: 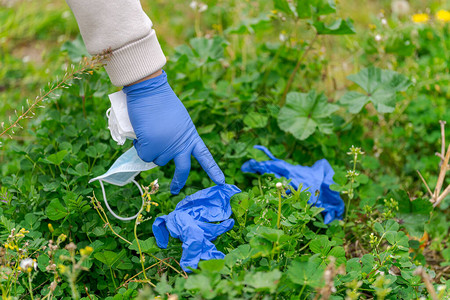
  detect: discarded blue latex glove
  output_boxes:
[152,184,241,272]
[241,145,344,224]
[123,71,225,195]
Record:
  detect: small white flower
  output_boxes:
[381,18,387,25]
[276,182,283,189]
[20,258,37,272]
[62,10,71,19]
[375,34,382,41]
[22,56,30,63]
[198,3,208,12]
[279,33,287,42]
[189,1,197,10]
[437,285,445,292]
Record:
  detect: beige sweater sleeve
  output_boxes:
[65,0,166,86]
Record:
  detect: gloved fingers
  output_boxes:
[193,139,225,186]
[197,219,235,241]
[133,139,157,164]
[153,153,173,167]
[170,151,192,195]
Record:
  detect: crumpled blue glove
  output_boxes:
[152,184,241,272]
[123,71,225,194]
[241,145,344,224]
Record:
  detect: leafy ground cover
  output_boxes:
[0,0,449,299]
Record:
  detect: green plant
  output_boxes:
[0,0,449,298]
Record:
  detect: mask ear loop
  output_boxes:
[98,179,144,221]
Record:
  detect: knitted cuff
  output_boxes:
[103,30,167,86]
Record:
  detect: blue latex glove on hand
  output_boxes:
[123,71,225,194]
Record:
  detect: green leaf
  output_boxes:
[85,144,108,158]
[258,227,288,243]
[310,235,331,255]
[128,238,159,254]
[226,14,271,35]
[273,0,293,15]
[37,254,50,272]
[198,259,225,273]
[184,274,214,298]
[295,0,336,17]
[61,35,90,62]
[278,90,339,140]
[313,0,336,15]
[23,213,40,230]
[388,190,432,237]
[46,150,68,165]
[314,18,356,35]
[386,231,409,250]
[189,36,227,66]
[225,244,254,267]
[361,254,375,274]
[94,249,125,267]
[244,112,269,129]
[340,67,412,113]
[244,269,282,293]
[155,274,173,296]
[295,0,312,18]
[409,240,420,249]
[384,219,400,233]
[374,222,384,234]
[442,248,450,262]
[45,199,69,221]
[287,259,324,288]
[328,246,346,265]
[92,227,106,236]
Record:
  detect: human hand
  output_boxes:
[123,70,225,194]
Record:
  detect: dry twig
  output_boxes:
[417,120,450,207]
[413,266,438,300]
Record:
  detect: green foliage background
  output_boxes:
[0,0,449,299]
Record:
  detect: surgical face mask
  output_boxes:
[89,146,157,221]
[106,90,136,145]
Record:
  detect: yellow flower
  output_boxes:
[19,228,29,234]
[412,13,429,23]
[48,223,54,233]
[436,10,450,22]
[80,246,94,256]
[58,264,67,273]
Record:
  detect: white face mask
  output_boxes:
[89,146,157,221]
[106,90,136,145]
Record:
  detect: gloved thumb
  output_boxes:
[170,151,192,195]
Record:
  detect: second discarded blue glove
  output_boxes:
[241,145,344,224]
[123,71,225,194]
